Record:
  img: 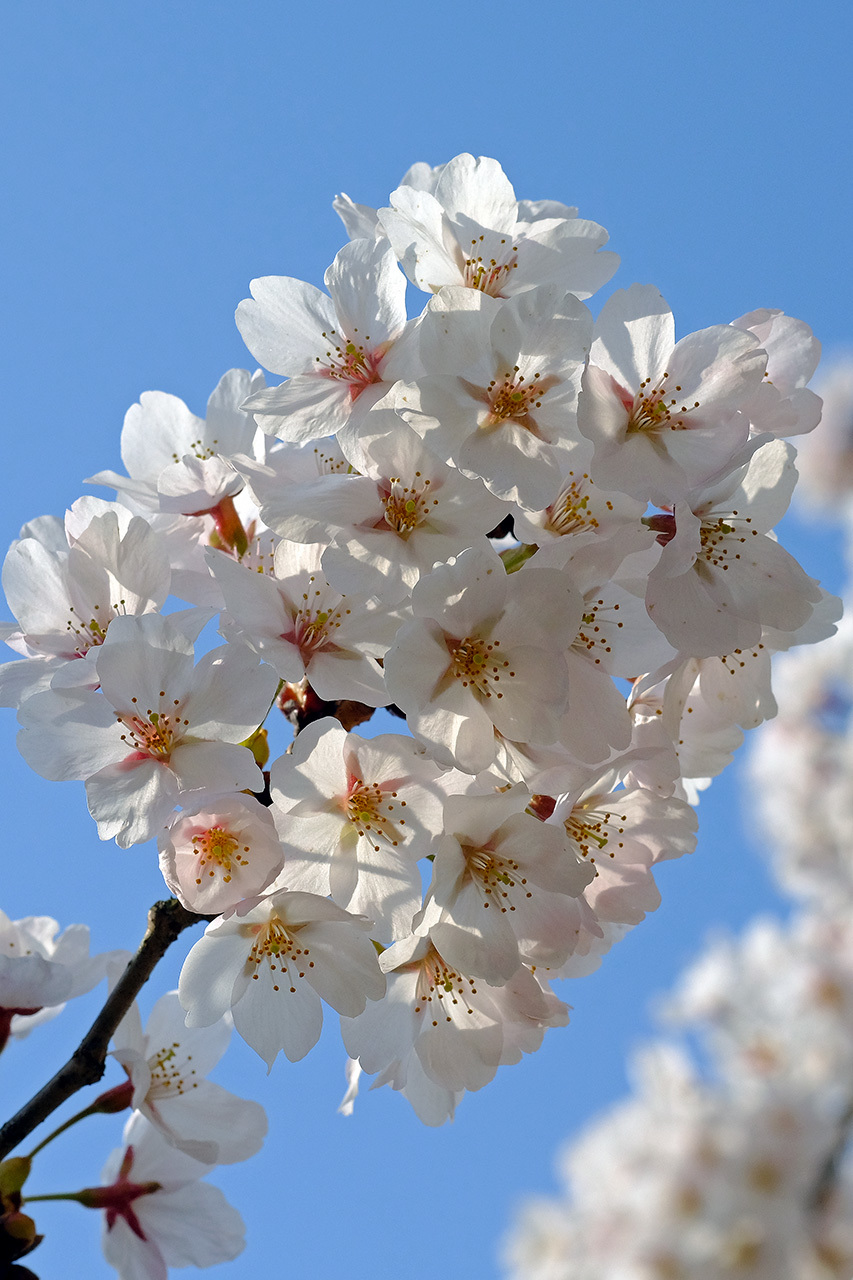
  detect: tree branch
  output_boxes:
[0,899,211,1162]
[809,1094,853,1214]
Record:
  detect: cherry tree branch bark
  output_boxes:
[0,898,211,1162]
[809,1094,853,1215]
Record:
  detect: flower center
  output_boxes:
[486,368,544,425]
[149,1040,197,1095]
[286,575,351,661]
[463,845,532,914]
[116,698,187,761]
[247,915,314,993]
[413,947,480,1023]
[447,636,513,699]
[382,475,436,536]
[170,436,218,462]
[573,595,622,664]
[698,512,753,570]
[65,600,128,657]
[191,826,248,886]
[627,373,700,434]
[462,235,519,296]
[544,473,601,537]
[563,801,627,874]
[315,330,384,398]
[345,779,405,851]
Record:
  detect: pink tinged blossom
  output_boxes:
[261,415,508,604]
[732,308,822,438]
[396,284,592,510]
[577,283,767,507]
[270,718,449,939]
[628,662,751,803]
[415,789,593,983]
[86,368,266,512]
[16,613,277,847]
[0,501,170,707]
[158,793,284,915]
[511,438,649,553]
[341,932,569,1109]
[111,991,267,1165]
[549,780,697,928]
[645,441,824,658]
[178,890,386,1069]
[0,911,125,1049]
[210,540,396,707]
[384,543,582,774]
[96,1113,245,1280]
[236,239,420,446]
[378,152,617,301]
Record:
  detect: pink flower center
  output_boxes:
[462,236,519,296]
[191,825,248,886]
[116,699,187,761]
[315,332,384,399]
[247,915,315,994]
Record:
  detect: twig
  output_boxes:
[0,899,211,1162]
[809,1094,853,1214]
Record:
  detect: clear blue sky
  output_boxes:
[1,3,850,1277]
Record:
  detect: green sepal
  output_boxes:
[500,543,538,573]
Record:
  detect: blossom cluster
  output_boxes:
[1,154,835,1151]
[504,416,853,1280]
[505,911,853,1280]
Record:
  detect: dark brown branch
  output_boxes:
[0,899,212,1162]
[809,1094,853,1214]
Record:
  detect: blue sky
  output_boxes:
[1,3,851,1277]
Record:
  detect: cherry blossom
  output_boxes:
[385,542,583,773]
[377,152,617,301]
[270,718,452,938]
[16,612,277,846]
[158,792,284,915]
[94,1112,245,1279]
[111,991,267,1165]
[179,889,386,1068]
[0,910,124,1050]
[578,283,767,506]
[236,238,420,448]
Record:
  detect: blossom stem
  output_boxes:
[0,899,213,1162]
[24,1080,134,1160]
[19,1192,82,1204]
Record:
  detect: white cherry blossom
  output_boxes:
[270,717,452,938]
[0,499,170,707]
[111,990,267,1165]
[179,889,385,1068]
[16,612,277,846]
[396,283,592,510]
[236,238,420,447]
[211,539,398,706]
[415,787,593,983]
[384,542,582,773]
[578,283,767,506]
[378,152,617,300]
[96,1112,245,1280]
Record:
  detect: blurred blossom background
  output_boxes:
[2,2,852,1276]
